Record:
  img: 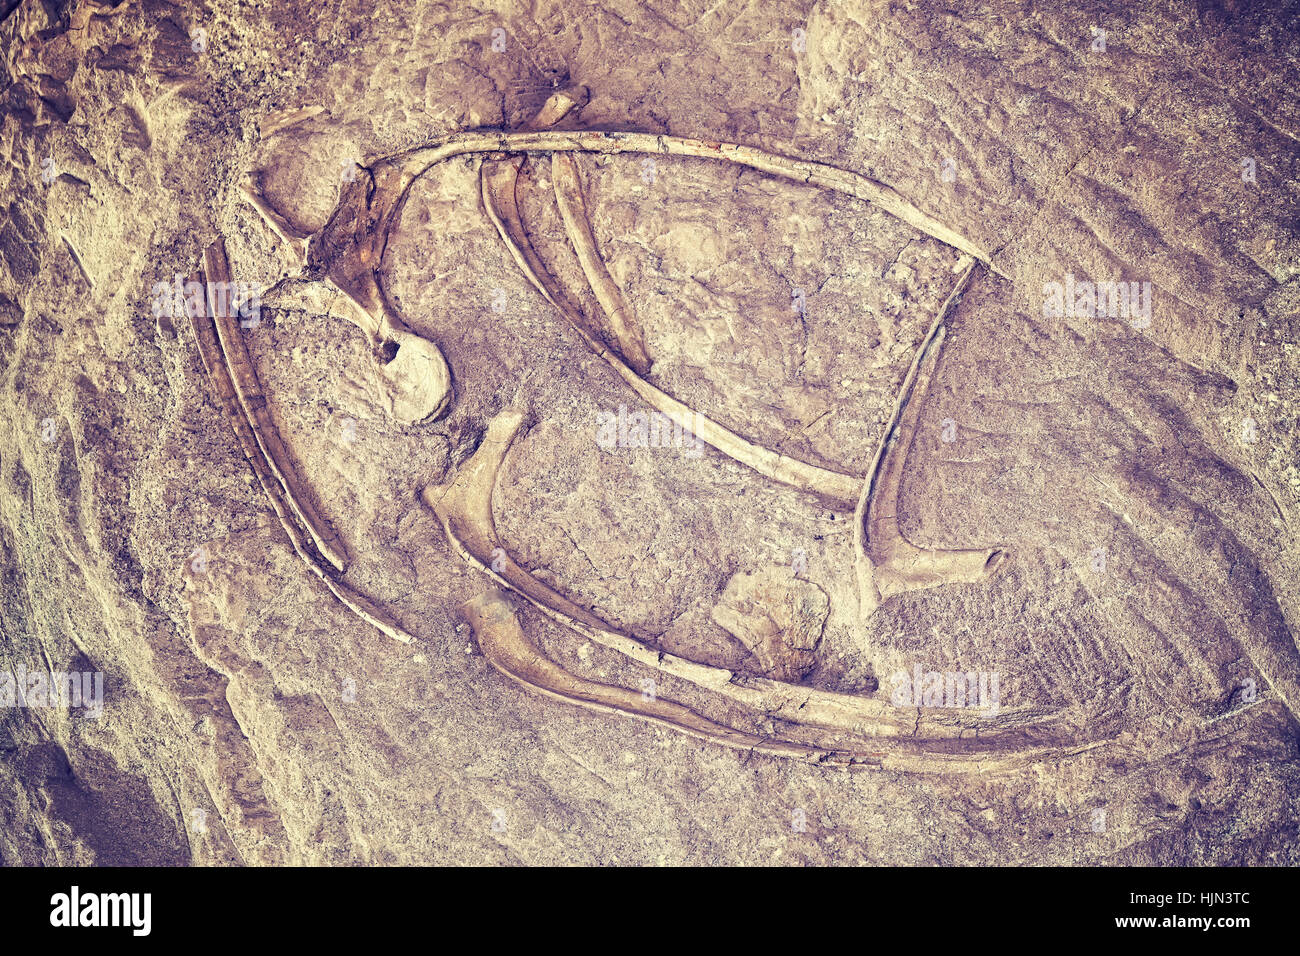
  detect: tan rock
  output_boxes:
[711,567,829,682]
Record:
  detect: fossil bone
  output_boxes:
[480,156,864,508]
[423,407,1057,746]
[203,240,349,573]
[855,256,1009,618]
[238,175,452,427]
[214,117,1284,770]
[258,105,327,141]
[524,85,590,131]
[259,125,1000,435]
[192,243,414,644]
[551,152,652,374]
[389,130,996,267]
[238,174,310,268]
[478,96,633,358]
[460,588,885,768]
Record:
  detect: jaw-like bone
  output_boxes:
[250,124,999,435]
[479,159,864,509]
[190,240,415,644]
[430,410,1276,771]
[855,257,1008,618]
[431,411,1110,772]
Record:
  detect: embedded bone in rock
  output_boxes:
[710,567,829,682]
[1,0,1299,868]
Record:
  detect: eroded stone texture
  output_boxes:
[1,0,1299,865]
[711,567,828,682]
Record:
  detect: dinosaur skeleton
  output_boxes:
[194,88,1266,770]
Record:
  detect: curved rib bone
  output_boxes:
[387,130,996,268]
[551,152,652,374]
[854,257,1009,618]
[460,588,883,768]
[190,247,415,644]
[479,160,864,509]
[238,174,309,268]
[203,240,349,573]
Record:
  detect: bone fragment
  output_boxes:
[258,105,327,140]
[238,174,310,267]
[240,174,452,426]
[523,86,589,130]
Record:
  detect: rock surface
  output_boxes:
[710,567,828,682]
[1,0,1298,864]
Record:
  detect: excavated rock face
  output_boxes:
[2,0,1299,864]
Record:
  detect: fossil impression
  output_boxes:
[208,89,1296,774]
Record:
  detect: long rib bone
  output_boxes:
[460,589,884,768]
[464,587,1269,773]
[854,257,1008,618]
[192,243,415,644]
[387,130,995,266]
[485,89,649,372]
[203,240,348,572]
[551,152,652,374]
